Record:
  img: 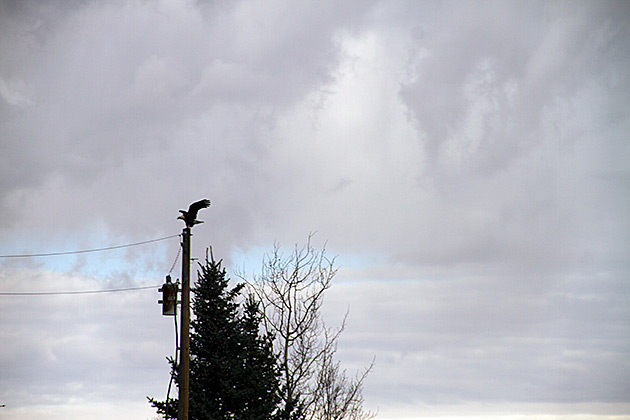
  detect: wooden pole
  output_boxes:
[178,227,191,420]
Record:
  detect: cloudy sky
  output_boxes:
[1,1,629,419]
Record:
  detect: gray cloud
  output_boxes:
[1,1,629,419]
[0,267,174,419]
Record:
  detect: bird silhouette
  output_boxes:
[178,199,211,228]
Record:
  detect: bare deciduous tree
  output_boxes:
[313,344,374,420]
[241,236,374,420]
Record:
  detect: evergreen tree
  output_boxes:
[149,252,280,420]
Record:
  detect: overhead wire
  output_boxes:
[1,228,186,416]
[164,303,180,417]
[0,233,182,296]
[1,229,186,410]
[0,234,181,258]
[164,237,182,417]
[168,241,182,275]
[0,285,160,296]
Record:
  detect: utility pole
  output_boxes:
[178,226,191,420]
[155,198,208,420]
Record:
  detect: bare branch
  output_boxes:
[242,236,373,420]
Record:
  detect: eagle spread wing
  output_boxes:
[178,199,211,227]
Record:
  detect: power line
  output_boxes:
[0,284,160,296]
[168,241,183,275]
[0,234,180,258]
[0,234,183,296]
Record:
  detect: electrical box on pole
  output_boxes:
[158,275,178,316]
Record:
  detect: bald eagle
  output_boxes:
[178,199,211,228]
